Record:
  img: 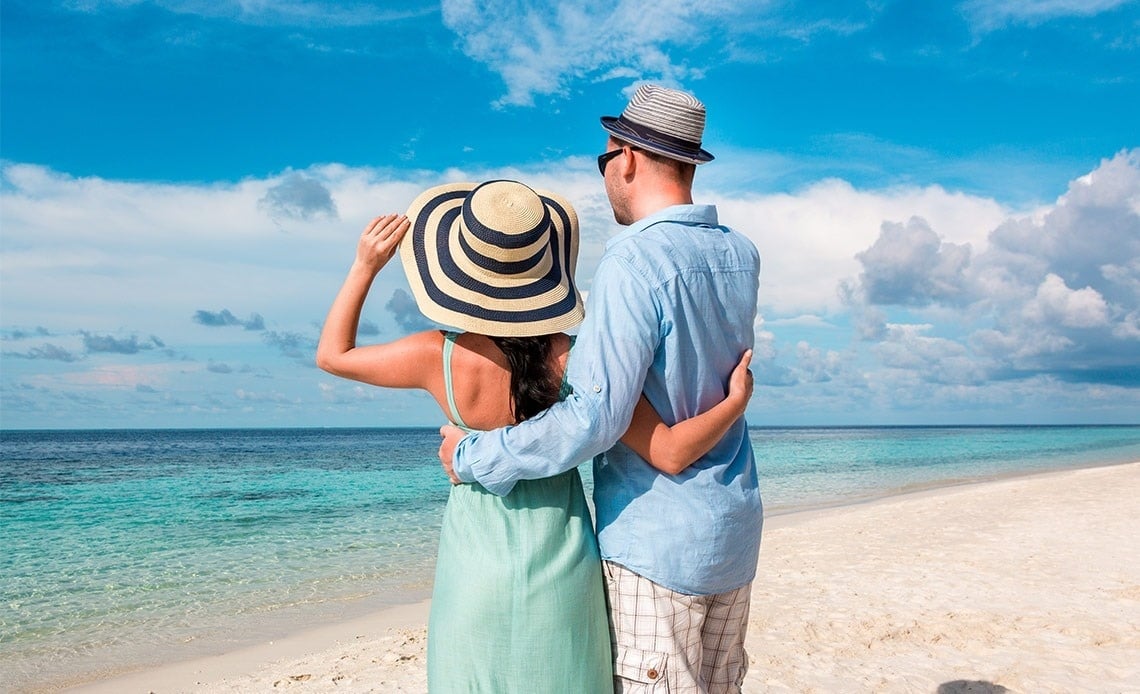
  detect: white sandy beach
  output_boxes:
[69,462,1140,693]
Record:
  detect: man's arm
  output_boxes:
[442,254,660,496]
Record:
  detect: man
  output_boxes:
[439,84,762,693]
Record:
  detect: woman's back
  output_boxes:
[438,331,571,431]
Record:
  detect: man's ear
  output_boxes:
[618,145,638,179]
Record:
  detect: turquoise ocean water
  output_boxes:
[2,426,1139,690]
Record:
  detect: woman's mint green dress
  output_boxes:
[426,332,612,693]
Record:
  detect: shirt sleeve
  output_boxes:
[452,252,661,496]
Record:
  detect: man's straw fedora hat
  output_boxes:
[600,84,714,165]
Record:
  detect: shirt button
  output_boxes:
[592,385,602,393]
[646,668,659,680]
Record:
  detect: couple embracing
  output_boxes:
[317,85,763,693]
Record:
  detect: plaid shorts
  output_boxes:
[603,561,751,693]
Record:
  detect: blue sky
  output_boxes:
[2,0,1138,429]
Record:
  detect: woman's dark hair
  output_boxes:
[490,335,561,422]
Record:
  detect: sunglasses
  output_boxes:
[596,146,638,176]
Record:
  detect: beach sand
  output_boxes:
[70,462,1140,693]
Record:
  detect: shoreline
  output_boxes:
[760,455,1135,519]
[58,459,1140,693]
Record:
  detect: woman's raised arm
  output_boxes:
[316,214,440,389]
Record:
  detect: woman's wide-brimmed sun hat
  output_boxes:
[399,179,584,337]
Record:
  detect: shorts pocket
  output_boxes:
[613,646,669,693]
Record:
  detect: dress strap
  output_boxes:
[441,331,470,429]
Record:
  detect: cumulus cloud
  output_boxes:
[1022,274,1110,328]
[975,152,1140,375]
[259,173,338,221]
[715,175,1008,315]
[4,330,170,364]
[357,319,381,337]
[385,289,438,333]
[318,381,377,404]
[855,217,972,306]
[193,309,266,330]
[82,332,163,354]
[5,344,82,362]
[2,151,1136,427]
[846,149,1140,388]
[794,341,842,384]
[985,152,1140,303]
[875,324,988,386]
[3,327,52,340]
[0,161,430,384]
[262,330,315,362]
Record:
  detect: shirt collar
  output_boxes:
[607,204,719,249]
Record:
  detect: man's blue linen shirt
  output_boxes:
[451,204,763,595]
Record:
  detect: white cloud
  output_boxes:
[793,340,843,383]
[875,323,988,385]
[0,163,426,339]
[846,149,1140,386]
[959,0,1134,31]
[439,0,867,107]
[234,387,300,404]
[2,150,1138,427]
[711,177,1008,316]
[439,0,704,106]
[64,0,434,27]
[765,314,835,328]
[855,217,972,306]
[318,381,377,404]
[1022,274,1110,328]
[259,173,338,221]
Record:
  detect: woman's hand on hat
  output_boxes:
[354,214,410,275]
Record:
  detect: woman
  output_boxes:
[317,180,752,692]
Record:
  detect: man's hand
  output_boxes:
[439,424,466,485]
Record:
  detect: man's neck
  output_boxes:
[629,186,694,223]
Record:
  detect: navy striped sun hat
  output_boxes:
[601,84,714,165]
[398,180,584,337]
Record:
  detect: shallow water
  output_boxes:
[2,425,1138,690]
